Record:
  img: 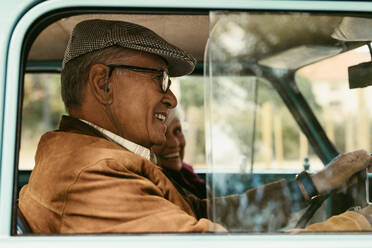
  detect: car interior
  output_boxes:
[15,10,372,234]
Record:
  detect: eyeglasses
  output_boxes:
[105,64,171,93]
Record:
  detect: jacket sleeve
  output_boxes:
[187,179,308,232]
[60,158,226,233]
[289,211,372,232]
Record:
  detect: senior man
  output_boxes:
[19,19,372,233]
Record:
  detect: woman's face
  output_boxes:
[152,117,185,171]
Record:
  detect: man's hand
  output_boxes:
[310,149,372,195]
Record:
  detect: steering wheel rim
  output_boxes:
[295,194,329,228]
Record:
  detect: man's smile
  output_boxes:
[154,113,166,122]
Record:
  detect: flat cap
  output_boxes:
[63,19,196,77]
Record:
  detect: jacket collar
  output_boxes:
[58,115,104,138]
[58,115,153,161]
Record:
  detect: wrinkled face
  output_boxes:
[109,52,177,148]
[152,117,185,171]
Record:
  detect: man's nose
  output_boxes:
[162,89,177,108]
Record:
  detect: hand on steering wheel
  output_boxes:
[311,149,372,195]
[296,149,372,228]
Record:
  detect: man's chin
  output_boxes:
[151,135,166,147]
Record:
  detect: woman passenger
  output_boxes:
[152,108,206,198]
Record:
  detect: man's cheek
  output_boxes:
[153,133,166,146]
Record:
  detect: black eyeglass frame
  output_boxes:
[105,64,171,93]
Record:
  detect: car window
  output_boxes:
[12,9,372,237]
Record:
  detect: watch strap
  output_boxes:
[296,171,319,200]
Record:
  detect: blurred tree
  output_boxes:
[23,73,65,135]
[179,76,206,164]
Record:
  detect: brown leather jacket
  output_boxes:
[19,116,308,233]
[291,211,371,232]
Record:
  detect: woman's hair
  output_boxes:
[166,107,184,125]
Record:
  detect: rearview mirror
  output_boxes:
[348,61,372,89]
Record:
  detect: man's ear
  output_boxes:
[88,64,113,105]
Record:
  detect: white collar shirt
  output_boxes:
[80,119,154,162]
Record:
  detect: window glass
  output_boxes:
[297,46,372,154]
[19,73,66,170]
[206,11,372,232]
[172,76,206,171]
[205,75,321,173]
[206,12,331,176]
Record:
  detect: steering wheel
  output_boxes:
[349,168,371,207]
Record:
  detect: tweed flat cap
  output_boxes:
[63,19,196,77]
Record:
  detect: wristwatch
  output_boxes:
[296,171,319,201]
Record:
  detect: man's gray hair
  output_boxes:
[61,46,126,112]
